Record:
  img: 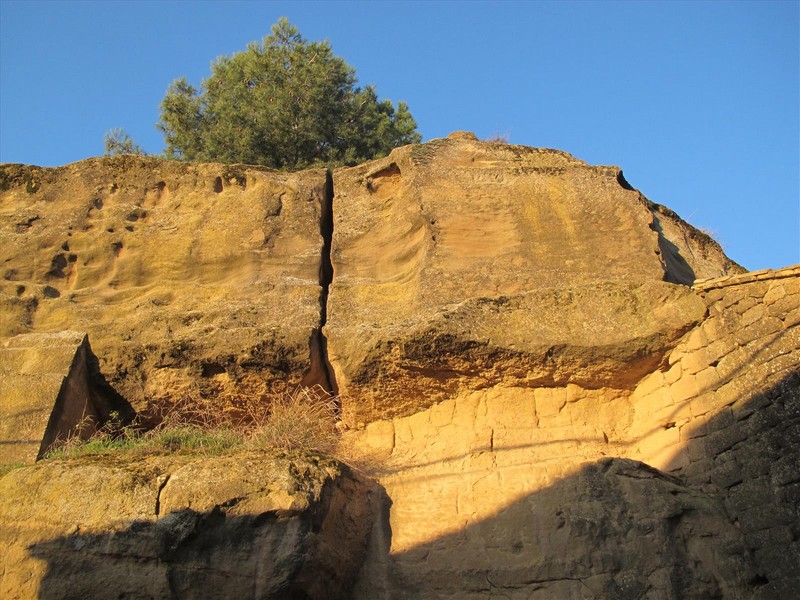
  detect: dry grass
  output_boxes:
[45,386,340,460]
[245,386,339,454]
[484,133,510,143]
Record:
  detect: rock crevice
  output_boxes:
[301,171,338,395]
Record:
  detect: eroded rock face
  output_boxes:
[0,331,132,464]
[345,267,799,598]
[2,142,777,599]
[0,158,331,414]
[391,458,756,599]
[0,453,378,600]
[327,137,735,423]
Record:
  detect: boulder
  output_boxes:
[0,452,378,600]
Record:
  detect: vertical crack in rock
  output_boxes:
[155,474,170,518]
[301,171,338,395]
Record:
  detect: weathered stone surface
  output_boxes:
[389,458,755,599]
[0,453,377,600]
[647,201,745,285]
[0,157,331,415]
[343,268,799,598]
[331,279,707,423]
[0,331,132,465]
[327,138,719,423]
[2,145,790,600]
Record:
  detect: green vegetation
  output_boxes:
[103,128,146,157]
[45,387,339,460]
[156,18,421,170]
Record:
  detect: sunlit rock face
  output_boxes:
[0,453,378,600]
[327,135,740,424]
[0,157,331,416]
[3,139,795,600]
[0,331,133,464]
[346,266,799,599]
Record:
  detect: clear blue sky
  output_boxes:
[1,0,797,271]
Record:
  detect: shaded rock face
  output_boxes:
[0,157,332,415]
[0,453,379,600]
[326,138,738,423]
[393,458,756,599]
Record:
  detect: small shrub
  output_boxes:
[484,133,510,144]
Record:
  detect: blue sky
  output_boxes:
[1,0,797,271]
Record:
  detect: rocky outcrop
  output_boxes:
[0,452,379,599]
[0,142,738,427]
[3,139,792,599]
[0,158,331,416]
[326,136,739,423]
[0,331,132,464]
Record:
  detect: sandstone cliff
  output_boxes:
[2,136,795,599]
[0,137,741,425]
[345,265,799,598]
[1,157,333,416]
[327,136,742,422]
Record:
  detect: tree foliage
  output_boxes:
[157,18,421,170]
[104,128,145,156]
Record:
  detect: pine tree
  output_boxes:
[157,18,421,170]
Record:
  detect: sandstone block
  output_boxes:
[0,453,375,600]
[763,283,787,305]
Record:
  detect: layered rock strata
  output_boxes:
[3,140,792,600]
[345,266,799,598]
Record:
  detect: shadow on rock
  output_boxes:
[386,370,799,599]
[26,471,390,600]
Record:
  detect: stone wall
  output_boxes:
[628,265,800,597]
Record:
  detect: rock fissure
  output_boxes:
[301,170,338,395]
[155,474,170,517]
[1,142,797,599]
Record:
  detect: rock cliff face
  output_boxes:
[326,136,737,422]
[0,331,132,463]
[1,136,794,599]
[345,265,799,598]
[0,157,332,415]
